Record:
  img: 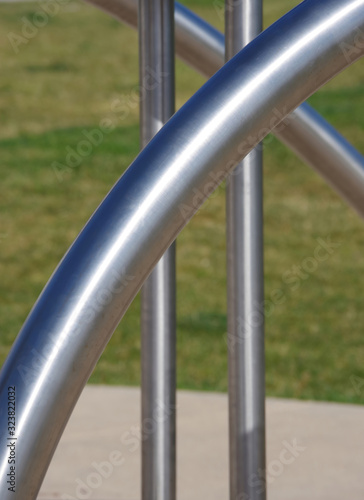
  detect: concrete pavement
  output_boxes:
[38,385,364,500]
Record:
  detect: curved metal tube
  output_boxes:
[85,0,364,218]
[85,0,225,76]
[1,1,364,498]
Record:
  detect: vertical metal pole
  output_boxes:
[225,1,266,500]
[139,1,176,500]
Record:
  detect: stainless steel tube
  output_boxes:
[1,2,363,498]
[84,0,225,76]
[225,1,265,499]
[139,0,176,499]
[84,0,364,219]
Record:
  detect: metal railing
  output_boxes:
[0,1,363,499]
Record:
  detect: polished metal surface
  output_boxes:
[225,0,265,499]
[1,1,364,499]
[84,0,224,76]
[174,2,223,78]
[85,0,364,218]
[139,0,176,499]
[274,104,364,214]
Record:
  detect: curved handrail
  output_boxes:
[85,0,364,218]
[0,1,364,498]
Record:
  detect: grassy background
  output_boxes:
[1,0,364,403]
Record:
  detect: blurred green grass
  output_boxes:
[1,0,364,403]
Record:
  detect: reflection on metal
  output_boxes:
[85,0,364,218]
[139,0,176,499]
[0,1,364,500]
[225,0,266,499]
